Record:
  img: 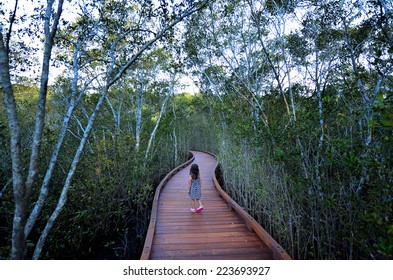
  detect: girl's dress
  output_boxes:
[189,178,201,199]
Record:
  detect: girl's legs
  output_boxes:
[196,200,204,212]
[190,199,196,211]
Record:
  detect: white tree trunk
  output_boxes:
[145,90,171,161]
[135,89,144,151]
[341,11,383,193]
[32,86,108,259]
[0,0,64,259]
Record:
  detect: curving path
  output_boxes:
[141,151,291,260]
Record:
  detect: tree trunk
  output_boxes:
[135,89,144,151]
[25,41,86,240]
[145,90,171,161]
[1,23,28,260]
[33,86,108,259]
[1,0,64,259]
[24,99,76,239]
[342,12,383,194]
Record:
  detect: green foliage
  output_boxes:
[39,137,155,258]
[265,0,297,14]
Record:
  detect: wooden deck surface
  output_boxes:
[142,150,291,260]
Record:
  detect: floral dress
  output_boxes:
[189,178,201,200]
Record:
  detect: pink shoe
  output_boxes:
[196,206,204,213]
[190,208,196,213]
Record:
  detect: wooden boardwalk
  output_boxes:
[141,151,291,260]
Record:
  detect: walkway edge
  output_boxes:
[140,153,195,260]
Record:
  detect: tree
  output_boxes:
[0,0,65,260]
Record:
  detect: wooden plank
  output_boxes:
[152,241,265,252]
[156,224,248,234]
[156,214,242,221]
[153,233,261,245]
[154,230,259,239]
[152,246,272,259]
[152,253,272,260]
[154,220,245,227]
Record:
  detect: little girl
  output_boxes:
[187,163,204,213]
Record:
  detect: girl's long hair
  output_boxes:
[190,164,199,180]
